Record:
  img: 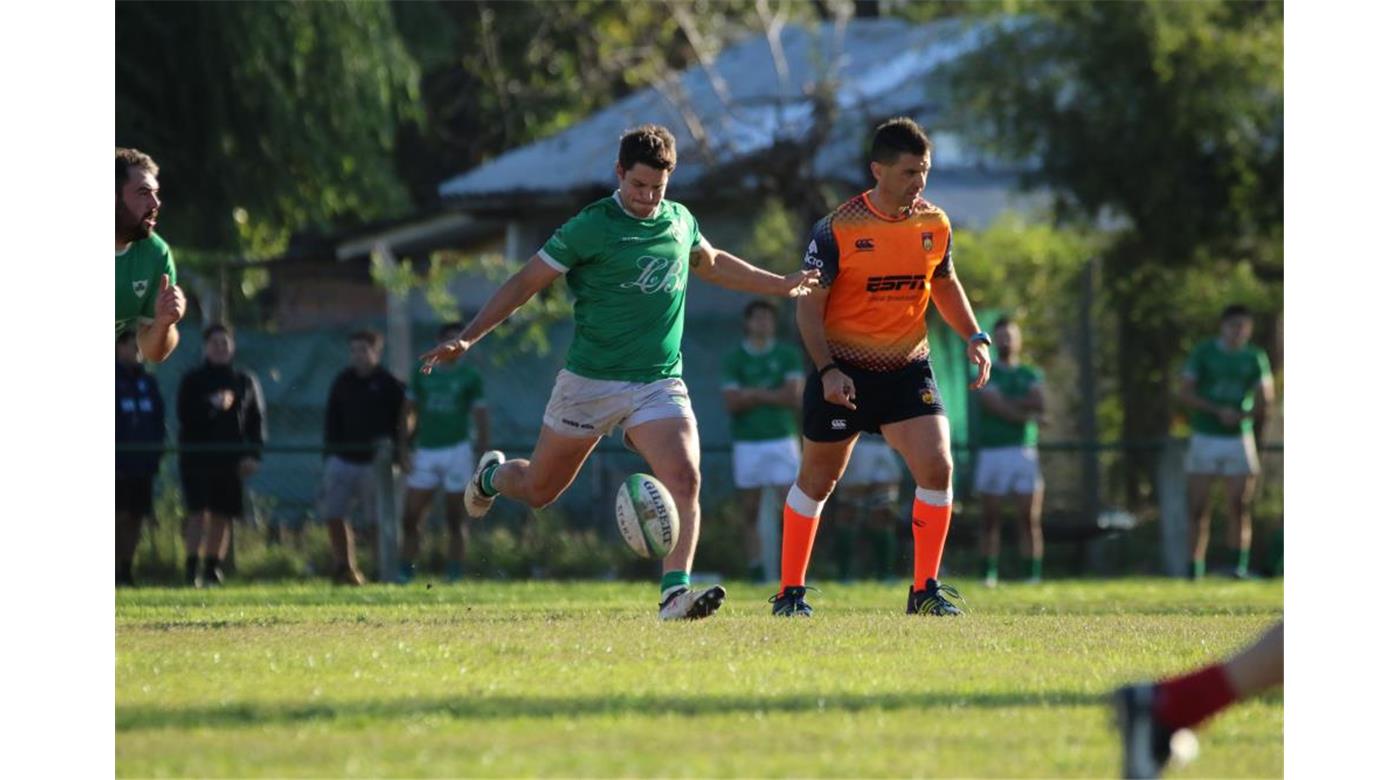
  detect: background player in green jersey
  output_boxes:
[115,148,185,361]
[420,124,819,620]
[398,322,491,584]
[974,316,1047,586]
[721,300,804,582]
[1177,304,1275,579]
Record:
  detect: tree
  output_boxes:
[945,0,1283,506]
[117,1,422,262]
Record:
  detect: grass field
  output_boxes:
[116,579,1282,778]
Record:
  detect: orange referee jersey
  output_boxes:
[802,191,953,372]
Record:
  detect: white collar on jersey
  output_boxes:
[613,190,660,220]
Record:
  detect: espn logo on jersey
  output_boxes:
[865,275,928,292]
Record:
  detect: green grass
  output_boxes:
[117,579,1282,778]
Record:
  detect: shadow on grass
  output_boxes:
[118,689,1103,732]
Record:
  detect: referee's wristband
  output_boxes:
[817,363,841,378]
[969,331,992,347]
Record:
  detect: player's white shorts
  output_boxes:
[405,441,475,493]
[732,437,801,490]
[543,369,694,439]
[974,446,1043,496]
[1185,433,1260,477]
[844,438,904,486]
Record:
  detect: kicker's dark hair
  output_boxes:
[203,323,233,342]
[618,124,678,172]
[869,117,931,165]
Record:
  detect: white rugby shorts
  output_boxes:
[974,446,1043,496]
[543,369,694,439]
[405,441,475,493]
[1185,433,1260,477]
[732,437,801,489]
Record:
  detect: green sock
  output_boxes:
[833,525,857,580]
[1235,548,1250,574]
[1027,557,1043,580]
[1192,559,1206,579]
[983,556,998,580]
[660,570,689,595]
[479,463,501,497]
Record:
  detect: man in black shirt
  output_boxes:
[177,324,265,586]
[319,330,406,585]
[116,330,166,587]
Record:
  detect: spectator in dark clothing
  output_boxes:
[319,330,406,585]
[116,330,166,587]
[177,324,265,586]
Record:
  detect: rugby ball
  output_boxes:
[615,473,678,559]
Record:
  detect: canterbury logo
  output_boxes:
[854,238,875,251]
[866,275,927,292]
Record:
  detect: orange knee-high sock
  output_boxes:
[912,487,953,587]
[780,485,826,588]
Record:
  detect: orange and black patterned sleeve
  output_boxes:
[801,214,840,288]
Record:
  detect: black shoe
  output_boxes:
[185,556,201,587]
[907,578,965,616]
[116,566,136,588]
[202,558,225,587]
[1113,683,1197,779]
[769,585,813,617]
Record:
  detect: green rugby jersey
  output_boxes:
[409,362,485,449]
[1183,339,1272,436]
[538,193,705,382]
[977,362,1042,448]
[721,341,804,442]
[115,233,176,336]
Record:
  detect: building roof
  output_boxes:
[438,18,1019,205]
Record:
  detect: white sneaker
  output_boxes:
[658,585,726,621]
[465,450,505,518]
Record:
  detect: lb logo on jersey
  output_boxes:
[132,279,149,298]
[921,232,935,253]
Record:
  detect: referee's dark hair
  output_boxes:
[743,299,779,321]
[1220,303,1252,321]
[993,315,1016,331]
[869,117,931,165]
[203,323,233,342]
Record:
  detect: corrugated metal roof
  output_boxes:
[438,17,1011,202]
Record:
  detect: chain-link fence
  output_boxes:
[121,316,1282,583]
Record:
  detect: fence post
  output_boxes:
[1156,438,1189,577]
[1077,259,1107,574]
[374,439,400,581]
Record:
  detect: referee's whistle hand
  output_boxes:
[822,370,857,410]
